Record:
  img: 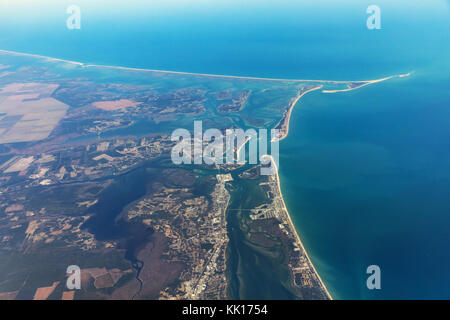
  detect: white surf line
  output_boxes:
[260,154,333,300]
[0,49,411,84]
[321,73,412,93]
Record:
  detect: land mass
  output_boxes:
[0,49,410,300]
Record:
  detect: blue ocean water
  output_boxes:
[0,0,449,299]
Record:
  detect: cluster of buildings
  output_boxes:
[129,173,232,300]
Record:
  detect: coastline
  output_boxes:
[0,49,84,66]
[273,85,323,141]
[261,155,332,299]
[273,73,411,142]
[0,47,414,300]
[0,49,410,84]
[275,172,332,299]
[268,72,412,299]
[321,74,411,93]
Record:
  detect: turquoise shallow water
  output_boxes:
[1,0,449,299]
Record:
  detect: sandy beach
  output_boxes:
[261,154,332,299]
[0,48,414,300]
[273,85,323,141]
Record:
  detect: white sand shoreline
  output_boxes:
[0,47,412,300]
